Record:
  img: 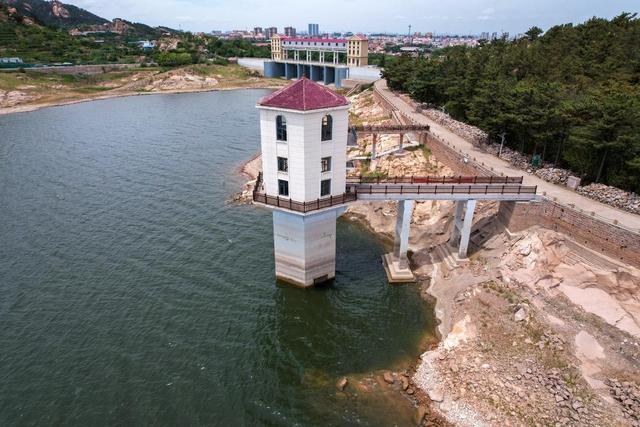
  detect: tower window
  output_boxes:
[278,179,289,196]
[321,114,332,141]
[277,157,288,172]
[321,157,331,172]
[276,115,287,141]
[321,179,331,197]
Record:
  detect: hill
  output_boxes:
[0,2,269,65]
[1,0,108,27]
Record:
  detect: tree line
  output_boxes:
[383,14,640,192]
[0,4,270,66]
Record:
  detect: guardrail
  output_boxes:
[252,172,357,213]
[253,192,357,213]
[352,124,430,133]
[347,175,524,185]
[354,184,537,196]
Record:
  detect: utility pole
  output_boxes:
[498,132,507,158]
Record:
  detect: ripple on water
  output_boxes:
[0,90,435,426]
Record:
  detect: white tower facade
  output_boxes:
[255,78,351,287]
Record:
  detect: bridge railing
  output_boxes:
[352,124,431,133]
[347,175,524,185]
[253,192,357,213]
[354,183,537,196]
[253,172,357,213]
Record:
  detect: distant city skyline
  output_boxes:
[65,0,638,35]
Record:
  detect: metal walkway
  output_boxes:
[253,174,537,214]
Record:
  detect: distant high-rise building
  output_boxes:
[266,27,278,38]
[491,32,498,40]
[284,26,296,37]
[501,31,510,40]
[254,27,263,36]
[308,23,319,36]
[480,32,490,40]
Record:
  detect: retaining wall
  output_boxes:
[499,201,640,268]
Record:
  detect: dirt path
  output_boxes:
[374,79,640,233]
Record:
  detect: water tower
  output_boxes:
[255,78,351,287]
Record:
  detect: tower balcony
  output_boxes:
[252,172,356,214]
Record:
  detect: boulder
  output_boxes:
[514,307,528,322]
[428,388,444,402]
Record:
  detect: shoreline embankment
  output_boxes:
[0,83,283,116]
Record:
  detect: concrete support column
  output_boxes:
[393,200,415,268]
[273,208,344,287]
[399,133,404,152]
[451,200,465,245]
[306,51,310,62]
[458,200,477,258]
[371,134,377,160]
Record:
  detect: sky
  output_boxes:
[65,0,638,35]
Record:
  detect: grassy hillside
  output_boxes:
[0,4,269,65]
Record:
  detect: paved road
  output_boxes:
[374,79,640,232]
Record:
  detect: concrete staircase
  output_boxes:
[433,243,459,273]
[563,239,622,271]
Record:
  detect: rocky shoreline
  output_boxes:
[0,83,283,116]
[0,65,285,116]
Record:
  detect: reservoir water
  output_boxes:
[0,90,435,425]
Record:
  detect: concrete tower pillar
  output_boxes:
[273,208,346,286]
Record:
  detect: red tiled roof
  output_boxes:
[257,78,349,111]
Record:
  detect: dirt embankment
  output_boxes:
[0,64,285,115]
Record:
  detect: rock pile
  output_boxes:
[0,89,37,108]
[479,140,541,171]
[606,379,640,425]
[577,184,640,215]
[543,368,590,423]
[535,168,572,185]
[144,71,219,92]
[422,109,488,145]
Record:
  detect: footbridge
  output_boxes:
[348,124,431,159]
[253,173,537,282]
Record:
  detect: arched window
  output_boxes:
[276,115,287,141]
[321,114,332,141]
